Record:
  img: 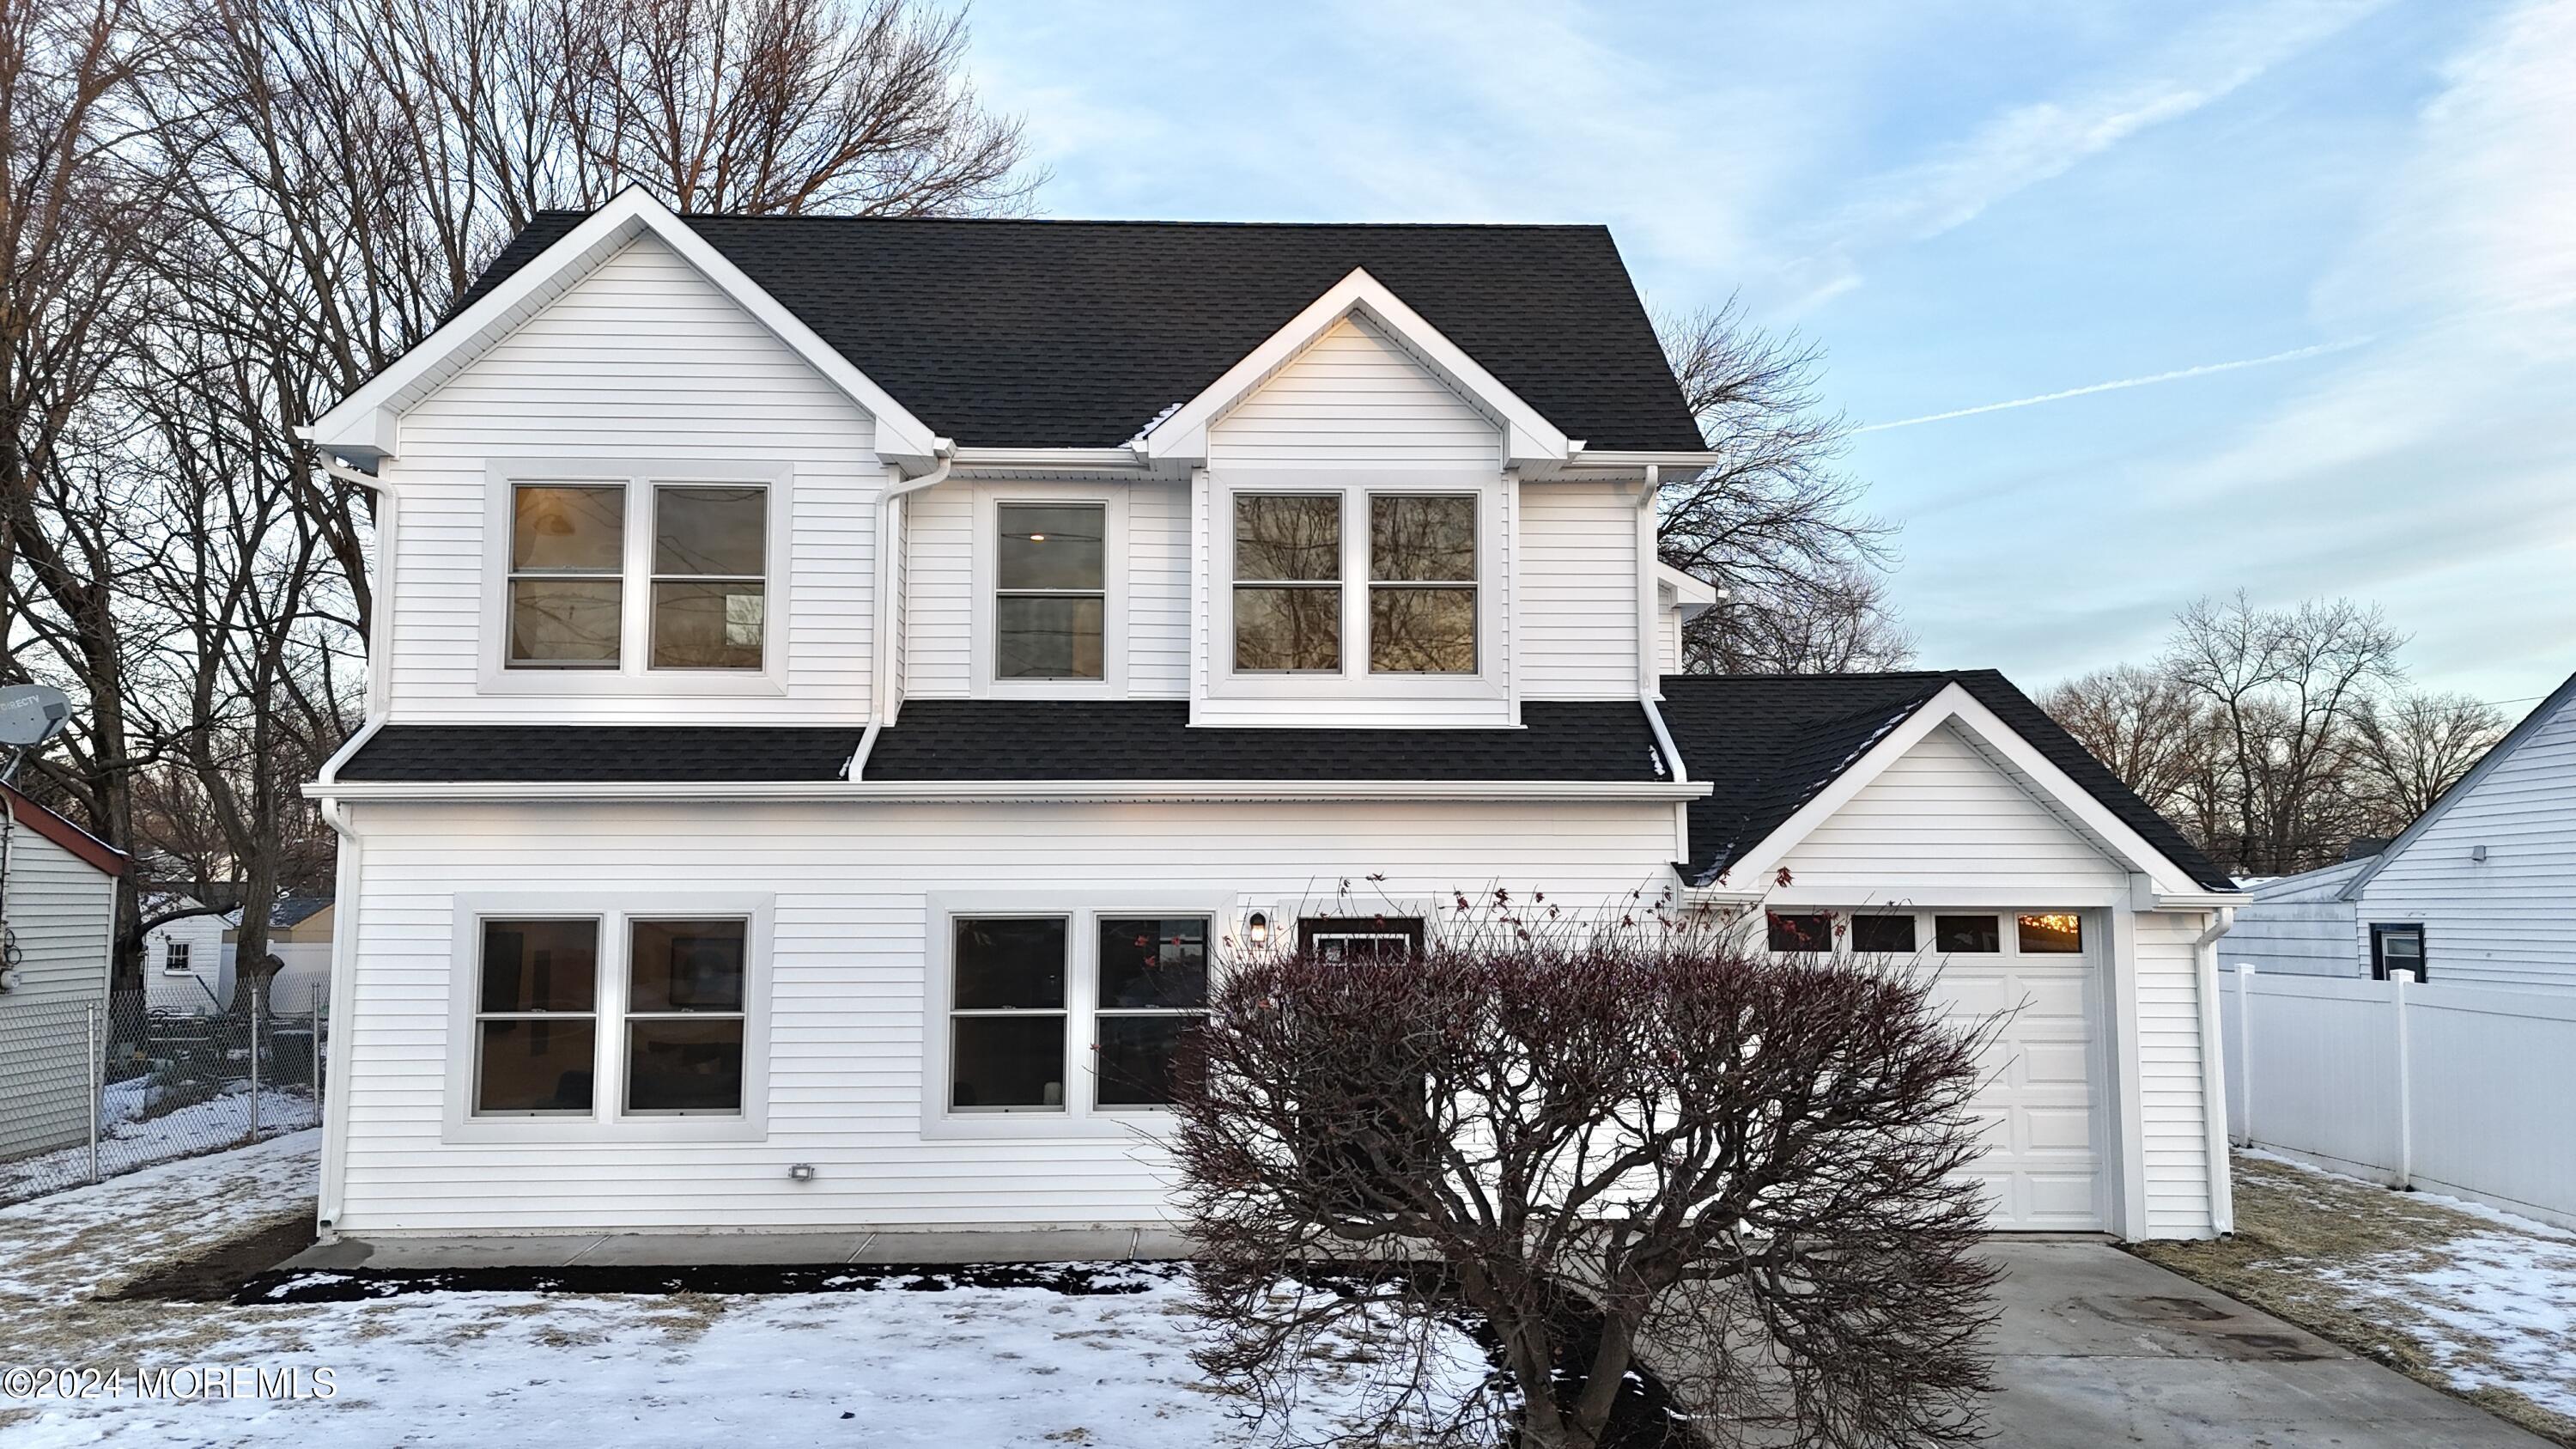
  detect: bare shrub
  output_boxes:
[1172,897,2001,1449]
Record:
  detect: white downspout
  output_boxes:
[866,448,956,770]
[2194,906,2238,1236]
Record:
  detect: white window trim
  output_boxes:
[441,892,774,1144]
[162,941,194,974]
[477,459,793,697]
[1207,471,1506,708]
[969,482,1128,697]
[921,890,1226,1141]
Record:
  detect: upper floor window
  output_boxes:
[508,484,625,667]
[1369,495,1475,673]
[996,503,1105,679]
[504,479,769,673]
[1234,494,1342,672]
[650,487,767,669]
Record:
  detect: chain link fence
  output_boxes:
[0,986,327,1206]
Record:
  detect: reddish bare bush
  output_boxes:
[1171,904,2001,1449]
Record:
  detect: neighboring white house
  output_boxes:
[299,191,2242,1246]
[221,897,335,1014]
[2231,666,2576,989]
[143,894,232,1015]
[0,784,127,1163]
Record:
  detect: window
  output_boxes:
[507,484,625,667]
[1852,914,1917,953]
[1299,916,1425,961]
[2017,913,2084,954]
[626,919,748,1112]
[473,919,598,1114]
[1095,916,1209,1107]
[1234,495,1341,672]
[1369,496,1476,673]
[2371,923,2427,981]
[163,941,193,974]
[1935,915,2001,953]
[1767,911,1833,953]
[950,917,1068,1111]
[995,503,1105,679]
[649,485,767,669]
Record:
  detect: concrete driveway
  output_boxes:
[1989,1238,2552,1446]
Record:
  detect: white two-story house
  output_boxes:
[302,191,2239,1247]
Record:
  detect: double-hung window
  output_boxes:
[1368,496,1476,673]
[1095,917,1209,1107]
[503,477,769,673]
[995,503,1105,679]
[163,941,193,974]
[626,918,749,1112]
[949,916,1070,1111]
[649,486,767,669]
[473,919,601,1114]
[1234,495,1342,672]
[508,485,626,667]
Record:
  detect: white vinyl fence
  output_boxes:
[2220,965,2576,1230]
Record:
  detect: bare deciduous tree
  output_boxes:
[1655,298,1909,674]
[2350,689,2507,830]
[2039,663,2217,836]
[1174,895,2000,1449]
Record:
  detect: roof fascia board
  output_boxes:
[1717,682,2211,895]
[1139,266,1572,467]
[2336,665,2576,902]
[307,778,1711,804]
[307,189,944,466]
[1656,562,1719,615]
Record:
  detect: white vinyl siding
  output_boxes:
[2133,910,2216,1237]
[382,235,878,723]
[2347,691,2576,990]
[902,484,973,699]
[1657,606,1682,676]
[1127,482,1192,697]
[1206,316,1500,470]
[329,798,1679,1233]
[1775,723,2131,898]
[1519,482,1643,700]
[2226,860,2367,977]
[0,828,116,1163]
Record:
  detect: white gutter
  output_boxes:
[301,778,1714,805]
[2193,905,2238,1236]
[870,447,956,736]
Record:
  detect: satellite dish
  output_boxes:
[0,685,72,750]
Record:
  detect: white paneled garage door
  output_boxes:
[1924,919,2105,1232]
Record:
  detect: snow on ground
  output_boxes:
[0,1135,1492,1448]
[0,1087,319,1206]
[2242,1151,2576,1422]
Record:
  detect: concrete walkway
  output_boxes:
[1986,1238,2550,1446]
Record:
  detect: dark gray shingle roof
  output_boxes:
[337,726,862,783]
[453,214,1705,452]
[1656,671,2234,892]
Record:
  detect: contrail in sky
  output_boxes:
[1854,338,2369,432]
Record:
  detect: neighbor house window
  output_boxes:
[474,919,598,1114]
[1234,495,1341,671]
[951,917,1067,1111]
[1935,915,2001,953]
[650,485,767,669]
[163,941,193,974]
[1095,916,1209,1107]
[1299,916,1425,961]
[1767,911,1832,953]
[2370,923,2427,981]
[1853,914,1917,953]
[995,502,1105,679]
[508,484,625,666]
[2017,913,2084,953]
[626,918,748,1112]
[1369,495,1476,673]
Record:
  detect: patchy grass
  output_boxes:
[2133,1152,2576,1447]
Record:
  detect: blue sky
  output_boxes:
[966,0,2576,706]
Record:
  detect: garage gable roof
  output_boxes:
[1659,671,2234,894]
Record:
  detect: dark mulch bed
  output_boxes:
[107,1211,319,1302]
[234,1259,1166,1305]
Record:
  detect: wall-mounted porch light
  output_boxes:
[1246,910,1270,946]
